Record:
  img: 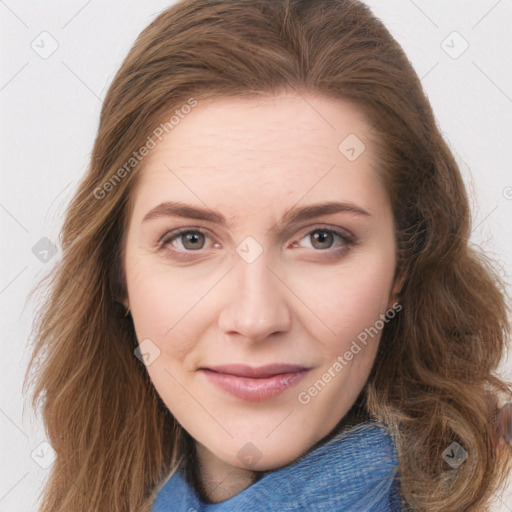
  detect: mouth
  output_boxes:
[198,364,311,402]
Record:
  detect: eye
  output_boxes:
[291,227,356,253]
[159,228,217,253]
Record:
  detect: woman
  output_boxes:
[25,0,512,511]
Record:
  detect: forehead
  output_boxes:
[146,92,372,162]
[130,92,388,222]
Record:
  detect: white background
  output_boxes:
[1,1,511,510]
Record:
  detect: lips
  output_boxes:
[199,364,311,402]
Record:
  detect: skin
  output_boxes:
[123,92,398,502]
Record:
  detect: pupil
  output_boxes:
[312,230,333,249]
[184,232,204,249]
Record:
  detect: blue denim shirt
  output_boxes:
[151,421,403,512]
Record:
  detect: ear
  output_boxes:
[115,297,130,314]
[389,271,405,306]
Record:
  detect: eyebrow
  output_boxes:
[142,200,371,233]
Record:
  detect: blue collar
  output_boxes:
[151,420,402,512]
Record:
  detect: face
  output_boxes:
[123,92,397,472]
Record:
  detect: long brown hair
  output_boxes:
[24,0,512,510]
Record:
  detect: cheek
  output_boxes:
[298,253,395,350]
[126,256,206,339]
[125,261,169,338]
[125,255,219,373]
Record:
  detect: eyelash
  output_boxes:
[157,226,357,262]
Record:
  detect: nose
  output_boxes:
[217,253,292,343]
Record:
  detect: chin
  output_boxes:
[208,432,320,473]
